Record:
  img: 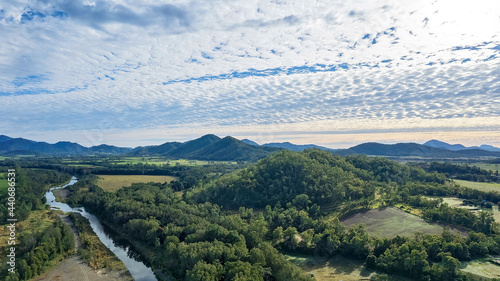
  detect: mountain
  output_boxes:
[338,142,500,158]
[0,135,13,143]
[182,136,280,161]
[131,142,183,156]
[167,134,221,158]
[0,134,279,160]
[136,135,281,161]
[479,145,500,152]
[90,144,133,154]
[423,140,467,151]
[240,138,337,152]
[262,141,336,152]
[241,139,260,146]
[0,138,78,155]
[424,139,500,152]
[0,137,131,156]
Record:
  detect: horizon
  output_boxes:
[1,1,499,148]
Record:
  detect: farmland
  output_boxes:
[341,207,465,238]
[285,254,409,281]
[96,174,178,192]
[110,157,238,166]
[455,179,500,193]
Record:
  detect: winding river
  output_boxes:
[45,177,157,281]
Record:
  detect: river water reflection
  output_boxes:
[45,177,157,281]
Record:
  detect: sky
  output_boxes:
[1,0,500,149]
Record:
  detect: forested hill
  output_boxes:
[132,135,281,161]
[0,135,131,156]
[189,149,445,209]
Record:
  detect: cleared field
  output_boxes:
[341,207,465,238]
[424,196,479,210]
[455,180,500,193]
[96,175,178,192]
[112,157,237,166]
[460,260,500,280]
[285,254,408,281]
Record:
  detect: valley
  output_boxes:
[1,137,500,281]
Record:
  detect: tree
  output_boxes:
[224,261,263,281]
[272,227,284,245]
[292,194,311,209]
[404,250,429,279]
[186,261,223,281]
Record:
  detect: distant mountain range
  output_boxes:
[424,139,500,152]
[336,142,500,158]
[241,139,337,152]
[1,134,499,160]
[0,134,279,161]
[0,135,132,156]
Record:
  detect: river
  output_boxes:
[45,177,157,281]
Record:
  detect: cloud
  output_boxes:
[0,0,499,147]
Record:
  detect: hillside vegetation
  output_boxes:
[64,149,500,281]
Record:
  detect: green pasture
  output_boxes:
[341,207,465,238]
[455,179,500,193]
[285,253,409,281]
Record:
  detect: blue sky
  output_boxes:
[1,0,500,148]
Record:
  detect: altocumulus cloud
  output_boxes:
[0,0,499,147]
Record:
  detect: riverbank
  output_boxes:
[36,183,134,281]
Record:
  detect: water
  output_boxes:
[45,177,157,281]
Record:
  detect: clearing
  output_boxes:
[455,180,500,193]
[460,259,500,280]
[285,254,409,281]
[341,207,465,238]
[96,174,178,192]
[424,196,480,211]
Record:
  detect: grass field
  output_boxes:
[455,180,500,193]
[285,254,409,281]
[460,259,500,280]
[341,207,465,238]
[470,163,500,173]
[96,175,178,192]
